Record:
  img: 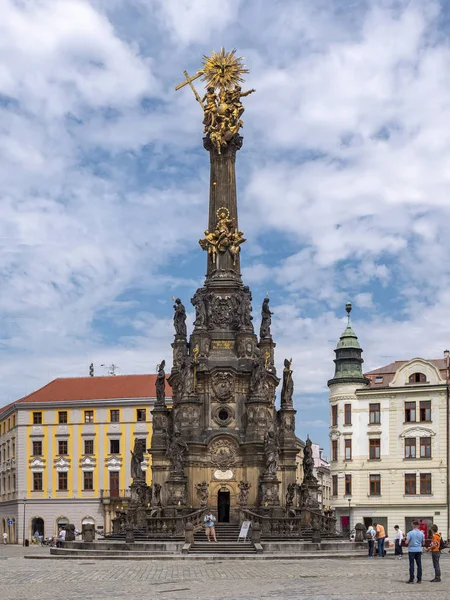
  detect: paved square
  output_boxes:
[0,545,449,599]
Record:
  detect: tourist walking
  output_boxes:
[427,524,442,582]
[366,525,376,558]
[204,511,217,542]
[2,532,7,544]
[405,520,425,584]
[373,522,386,557]
[394,525,404,559]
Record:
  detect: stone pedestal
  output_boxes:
[166,473,188,506]
[355,522,366,542]
[259,476,280,506]
[299,481,321,509]
[82,523,95,542]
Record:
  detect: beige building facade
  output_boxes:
[328,306,449,540]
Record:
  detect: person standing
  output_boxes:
[394,525,404,559]
[405,520,425,583]
[427,524,442,583]
[204,511,217,543]
[374,522,386,557]
[2,532,7,545]
[366,525,376,558]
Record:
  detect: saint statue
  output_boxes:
[166,431,188,475]
[281,358,294,407]
[191,287,207,328]
[155,360,166,405]
[263,430,280,478]
[303,437,317,483]
[173,298,187,338]
[238,481,251,506]
[195,481,209,506]
[130,438,145,482]
[260,297,273,338]
[237,286,253,331]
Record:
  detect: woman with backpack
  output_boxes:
[427,524,443,582]
[366,525,376,558]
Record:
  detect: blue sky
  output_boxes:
[2,0,450,453]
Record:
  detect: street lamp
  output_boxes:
[348,498,351,535]
[22,498,27,546]
[445,349,450,542]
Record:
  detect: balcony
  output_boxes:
[100,488,130,500]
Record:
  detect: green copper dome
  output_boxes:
[328,303,370,387]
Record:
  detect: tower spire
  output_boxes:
[327,303,370,387]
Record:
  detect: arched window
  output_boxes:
[81,516,95,526]
[409,373,426,384]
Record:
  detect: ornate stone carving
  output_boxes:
[285,483,297,509]
[260,297,273,338]
[280,411,295,432]
[263,430,280,478]
[250,350,271,398]
[212,371,234,401]
[212,405,235,426]
[260,480,280,506]
[155,360,166,405]
[208,293,235,329]
[152,483,162,507]
[179,355,195,397]
[281,358,294,407]
[236,285,253,331]
[130,438,146,483]
[238,481,251,506]
[173,298,187,338]
[175,405,201,429]
[237,337,255,358]
[152,413,169,431]
[303,437,317,483]
[199,208,245,266]
[209,438,237,470]
[247,406,273,429]
[195,481,209,506]
[172,342,188,370]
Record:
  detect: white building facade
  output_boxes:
[328,305,449,541]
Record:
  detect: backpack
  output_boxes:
[439,534,448,551]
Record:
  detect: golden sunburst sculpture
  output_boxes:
[201,48,249,92]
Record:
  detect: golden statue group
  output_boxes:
[175,48,254,267]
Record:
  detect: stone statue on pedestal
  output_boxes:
[303,437,317,483]
[263,430,279,478]
[260,297,273,338]
[238,481,251,506]
[155,360,166,405]
[195,481,209,506]
[166,431,188,475]
[173,298,187,338]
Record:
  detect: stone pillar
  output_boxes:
[125,525,135,544]
[184,522,194,545]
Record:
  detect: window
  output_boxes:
[33,472,43,491]
[419,401,431,422]
[33,412,42,424]
[409,372,426,384]
[332,475,338,496]
[369,403,380,424]
[420,473,432,495]
[374,376,383,384]
[344,439,352,460]
[84,410,94,423]
[58,411,68,424]
[110,439,120,454]
[405,438,416,459]
[369,439,380,460]
[12,415,15,427]
[83,471,94,490]
[344,404,352,425]
[331,440,338,461]
[405,402,416,422]
[110,409,120,423]
[58,440,68,455]
[369,474,381,496]
[136,409,146,422]
[58,471,68,491]
[420,437,431,458]
[331,405,338,427]
[84,440,94,455]
[405,473,416,495]
[345,474,352,495]
[32,441,42,456]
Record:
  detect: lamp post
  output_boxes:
[445,349,450,542]
[22,498,27,546]
[348,498,351,536]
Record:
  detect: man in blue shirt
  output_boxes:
[204,511,217,542]
[405,520,425,583]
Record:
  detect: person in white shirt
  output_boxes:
[394,525,404,559]
[366,525,376,558]
[2,532,7,545]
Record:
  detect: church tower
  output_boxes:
[150,50,298,521]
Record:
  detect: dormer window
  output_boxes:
[409,373,426,384]
[374,376,383,384]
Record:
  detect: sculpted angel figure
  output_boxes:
[173,298,187,338]
[228,85,256,120]
[155,360,166,405]
[229,230,246,265]
[198,230,219,264]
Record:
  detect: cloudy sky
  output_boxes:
[2,0,450,452]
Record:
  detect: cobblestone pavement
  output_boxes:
[0,545,449,599]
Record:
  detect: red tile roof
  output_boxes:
[0,374,172,418]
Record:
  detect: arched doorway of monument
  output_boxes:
[217,488,230,522]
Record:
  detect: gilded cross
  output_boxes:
[175,70,203,106]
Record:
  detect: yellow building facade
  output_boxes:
[0,374,164,543]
